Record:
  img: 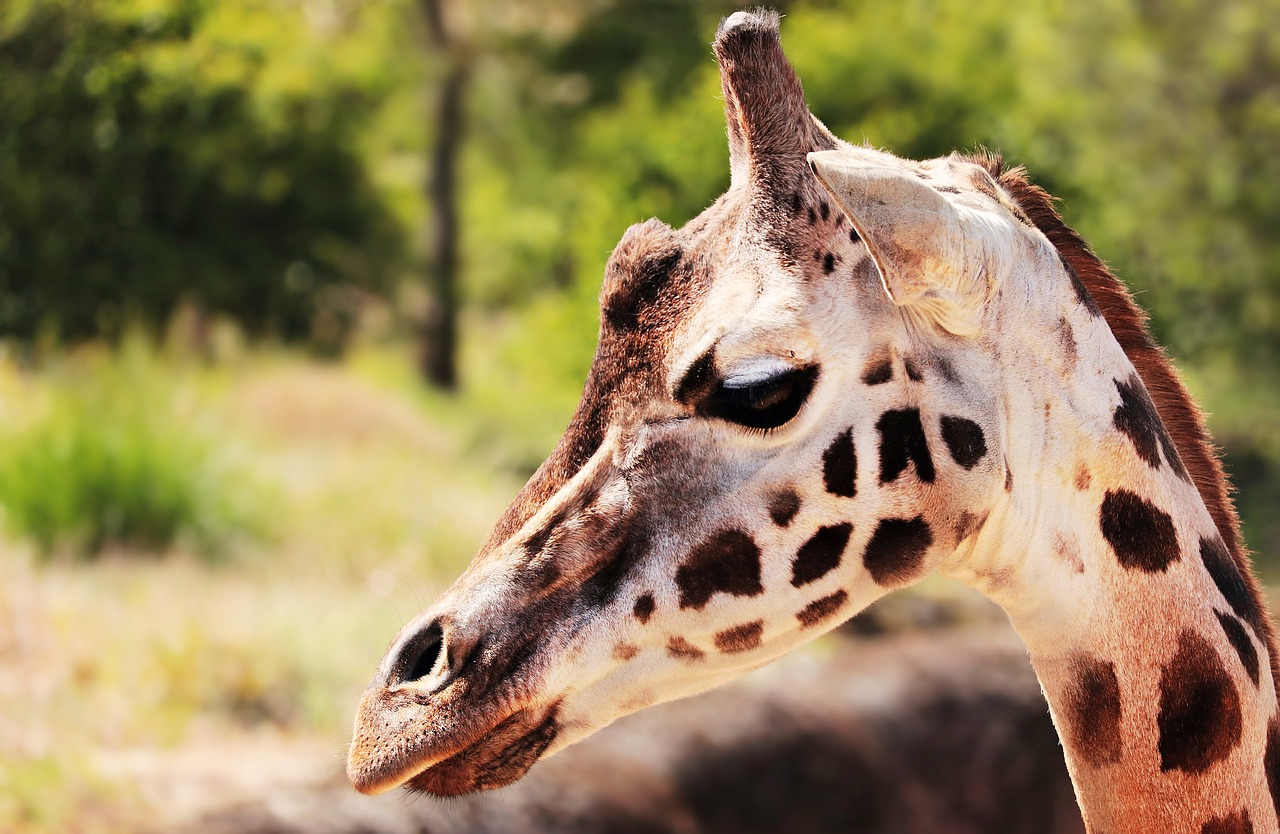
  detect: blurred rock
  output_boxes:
[840,585,1007,637]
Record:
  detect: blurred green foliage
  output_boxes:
[0,0,404,347]
[0,338,266,557]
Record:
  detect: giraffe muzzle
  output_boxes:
[348,597,570,796]
[348,434,639,796]
[346,671,561,797]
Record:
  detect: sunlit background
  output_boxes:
[1,0,1277,831]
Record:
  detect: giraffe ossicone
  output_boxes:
[348,9,1280,831]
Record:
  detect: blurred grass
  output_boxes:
[0,338,267,558]
[0,326,548,833]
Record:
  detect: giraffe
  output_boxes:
[348,10,1280,832]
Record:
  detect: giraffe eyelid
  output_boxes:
[698,364,821,432]
[722,356,805,389]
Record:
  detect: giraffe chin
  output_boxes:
[403,703,562,797]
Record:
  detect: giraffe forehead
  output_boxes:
[669,255,816,376]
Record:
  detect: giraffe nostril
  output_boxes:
[393,620,446,685]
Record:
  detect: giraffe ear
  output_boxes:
[807,150,996,336]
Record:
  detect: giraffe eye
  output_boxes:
[703,365,820,430]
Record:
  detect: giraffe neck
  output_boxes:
[1021,523,1277,833]
[938,291,1278,833]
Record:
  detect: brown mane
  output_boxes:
[964,151,1279,693]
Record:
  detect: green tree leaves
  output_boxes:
[0,0,402,347]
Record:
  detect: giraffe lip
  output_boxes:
[346,688,560,796]
[405,703,562,797]
[345,683,507,796]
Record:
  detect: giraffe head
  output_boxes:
[348,9,1072,797]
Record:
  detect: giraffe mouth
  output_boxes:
[347,690,562,797]
[403,703,562,797]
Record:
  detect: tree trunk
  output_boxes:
[419,0,467,389]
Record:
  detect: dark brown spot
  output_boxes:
[1266,718,1280,821]
[904,358,924,382]
[1201,535,1265,637]
[1157,630,1242,773]
[876,409,935,484]
[935,184,961,194]
[789,192,801,213]
[822,252,836,274]
[807,205,817,225]
[861,355,893,386]
[666,636,705,662]
[714,620,764,654]
[849,227,860,244]
[613,643,639,661]
[1216,610,1260,686]
[767,488,801,527]
[1063,655,1122,767]
[1113,375,1188,480]
[518,558,561,594]
[939,415,987,469]
[819,200,830,221]
[791,523,853,588]
[1201,811,1253,834]
[1099,489,1180,573]
[1074,463,1092,491]
[1004,462,1013,492]
[863,516,933,586]
[797,589,848,628]
[822,429,857,498]
[676,530,764,610]
[633,594,655,624]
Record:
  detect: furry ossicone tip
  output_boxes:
[715,8,781,44]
